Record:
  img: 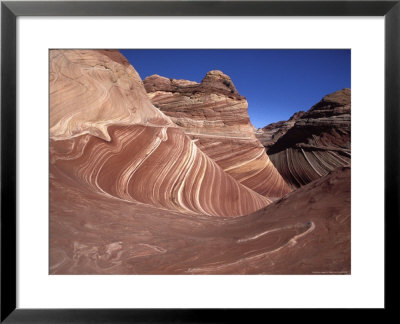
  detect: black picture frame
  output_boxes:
[1,0,399,322]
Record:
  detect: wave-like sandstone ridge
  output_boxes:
[257,88,351,188]
[144,72,291,198]
[50,49,271,219]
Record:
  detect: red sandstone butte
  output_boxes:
[144,72,291,198]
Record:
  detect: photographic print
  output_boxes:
[49,49,351,274]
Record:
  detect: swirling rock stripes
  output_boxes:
[193,136,291,198]
[50,50,274,217]
[50,50,173,141]
[51,124,271,217]
[269,147,350,187]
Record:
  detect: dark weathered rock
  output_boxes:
[260,88,351,188]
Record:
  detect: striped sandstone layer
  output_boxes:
[260,88,351,188]
[144,73,291,198]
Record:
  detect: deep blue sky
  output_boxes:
[120,49,350,128]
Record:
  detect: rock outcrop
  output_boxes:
[255,110,306,150]
[144,72,253,137]
[50,50,271,218]
[259,88,351,188]
[144,72,291,198]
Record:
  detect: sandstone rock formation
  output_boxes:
[144,72,291,198]
[259,88,351,188]
[49,49,350,275]
[50,50,271,218]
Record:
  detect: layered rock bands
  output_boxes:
[257,88,351,188]
[144,72,291,198]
